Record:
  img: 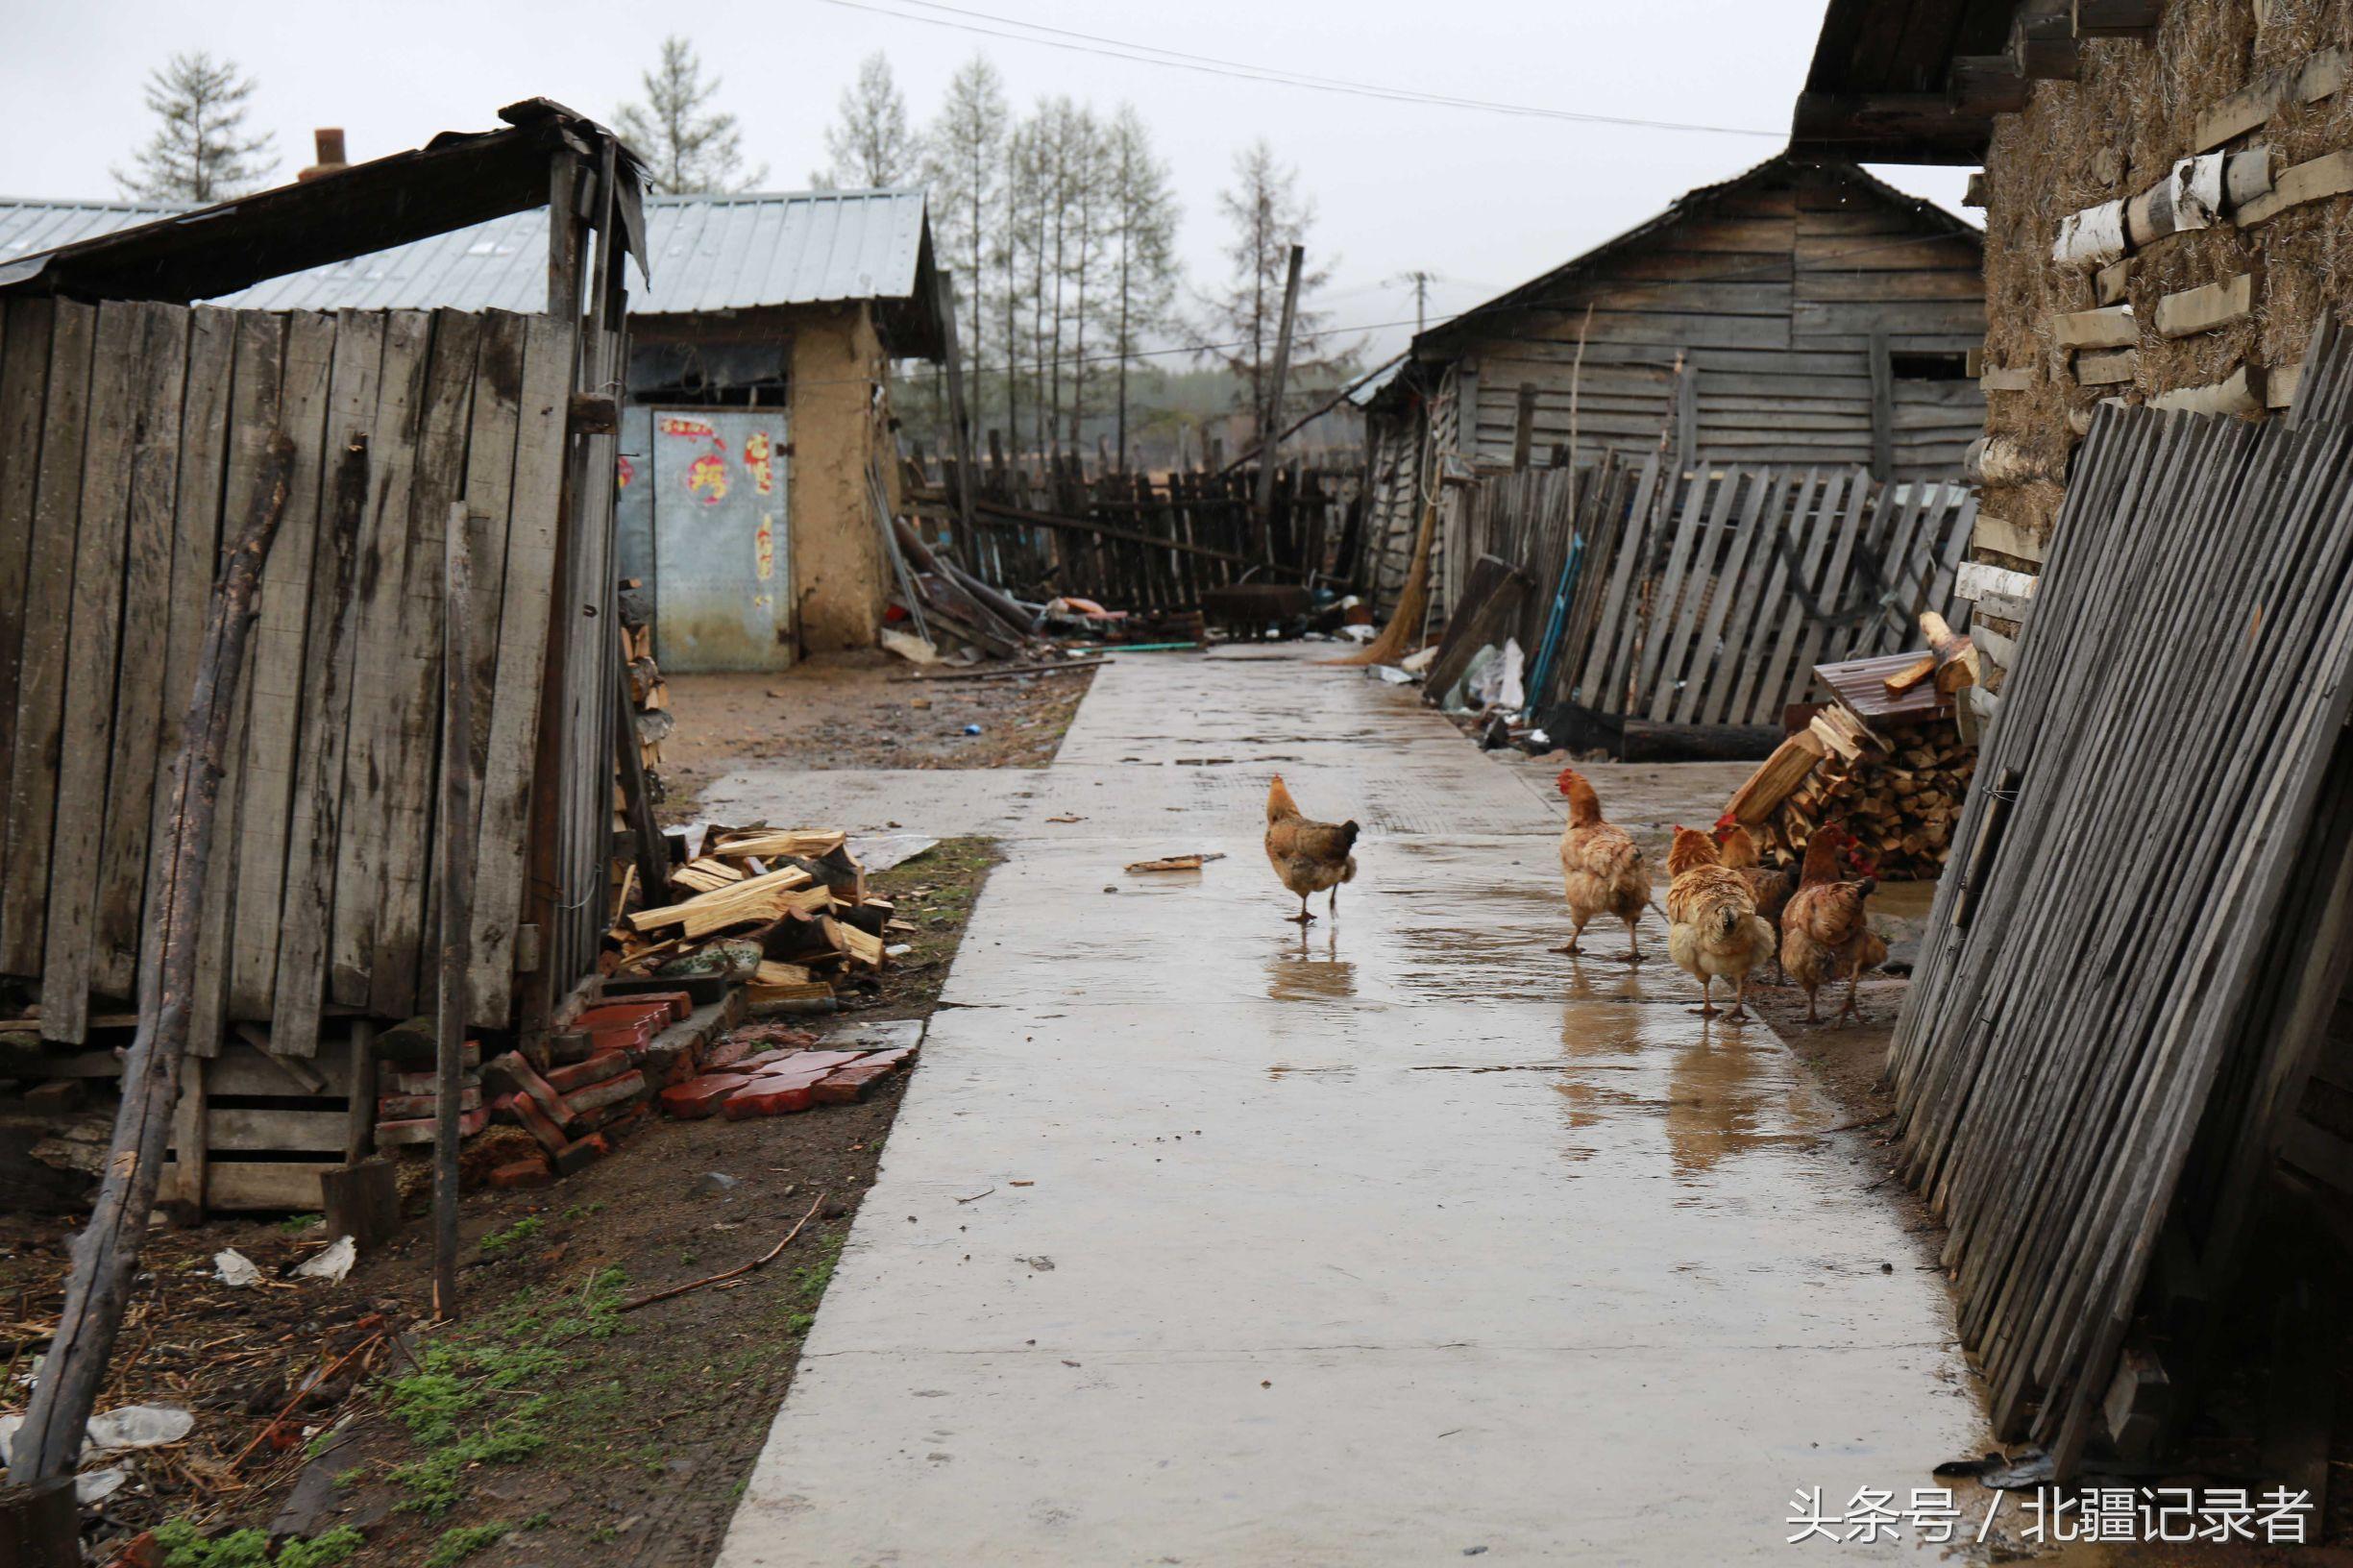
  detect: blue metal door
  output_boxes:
[648,406,791,672]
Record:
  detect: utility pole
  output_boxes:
[1395,269,1434,336]
[1254,243,1306,562]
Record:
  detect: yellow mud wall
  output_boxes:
[789,303,893,651]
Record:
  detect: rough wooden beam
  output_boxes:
[2235,149,2353,227]
[2096,257,2133,306]
[2012,0,2083,80]
[2076,348,2140,386]
[2154,273,2254,338]
[2194,48,2349,153]
[2056,305,2138,350]
[2149,364,2264,415]
[2267,360,2303,408]
[2073,0,2163,37]
[1981,365,2036,393]
[1951,56,2032,115]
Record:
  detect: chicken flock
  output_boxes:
[1264,768,1885,1027]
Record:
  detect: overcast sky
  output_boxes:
[0,0,1973,364]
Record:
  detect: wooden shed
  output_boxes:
[0,101,641,1211]
[1358,154,1986,619]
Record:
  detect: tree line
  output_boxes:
[110,43,1356,465]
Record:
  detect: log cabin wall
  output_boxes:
[1428,157,1984,480]
[1360,155,1985,625]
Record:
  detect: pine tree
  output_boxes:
[114,51,277,203]
[822,52,917,188]
[1104,107,1180,469]
[1203,139,1349,430]
[615,37,767,195]
[922,55,1009,427]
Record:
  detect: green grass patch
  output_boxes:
[476,1215,544,1256]
[150,1523,363,1568]
[378,1266,630,1515]
[422,1522,511,1568]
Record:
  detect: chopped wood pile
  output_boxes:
[1723,641,1979,880]
[620,580,672,791]
[604,826,906,1001]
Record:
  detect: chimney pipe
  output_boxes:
[298,129,348,182]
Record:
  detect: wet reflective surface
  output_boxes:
[715,648,1984,1566]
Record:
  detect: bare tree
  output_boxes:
[1104,106,1180,469]
[616,37,767,195]
[1202,139,1350,429]
[822,51,917,188]
[923,54,1009,426]
[114,51,277,202]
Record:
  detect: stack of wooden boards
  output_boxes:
[1890,333,2353,1475]
[605,827,906,1006]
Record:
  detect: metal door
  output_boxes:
[648,407,791,671]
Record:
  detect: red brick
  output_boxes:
[489,1155,553,1189]
[576,1001,672,1034]
[862,1045,917,1072]
[700,1036,753,1071]
[607,989,693,1022]
[485,1051,578,1132]
[377,1084,482,1119]
[753,1050,865,1078]
[374,1106,489,1144]
[563,1068,647,1116]
[500,1090,573,1154]
[587,1018,654,1056]
[551,1133,613,1175]
[545,1029,598,1066]
[723,1077,819,1118]
[660,1073,754,1119]
[601,1102,654,1140]
[812,1060,895,1105]
[547,1052,630,1094]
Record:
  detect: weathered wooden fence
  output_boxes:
[0,299,604,1057]
[1561,464,1976,726]
[1891,376,2353,1471]
[918,451,1362,610]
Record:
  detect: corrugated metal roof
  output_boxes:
[0,187,929,314]
[1344,353,1408,409]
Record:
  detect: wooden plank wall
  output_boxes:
[1455,164,1984,480]
[0,303,582,1053]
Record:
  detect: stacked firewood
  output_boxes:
[1768,719,1975,879]
[603,827,907,1009]
[619,579,671,782]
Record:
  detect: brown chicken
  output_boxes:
[1713,815,1800,979]
[1555,767,1651,961]
[1264,774,1359,923]
[1664,826,1777,1019]
[1778,824,1886,1025]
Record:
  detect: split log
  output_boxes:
[1923,611,1981,696]
[628,869,827,939]
[1884,653,1939,696]
[7,432,293,1488]
[1726,730,1828,825]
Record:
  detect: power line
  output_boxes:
[808,0,1782,136]
[778,232,1973,391]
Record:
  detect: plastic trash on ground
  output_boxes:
[293,1236,356,1283]
[213,1249,261,1287]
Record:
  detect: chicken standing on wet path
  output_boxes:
[1264,773,1360,923]
[1554,767,1652,962]
[1664,826,1776,1019]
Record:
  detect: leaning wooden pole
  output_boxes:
[8,433,295,1489]
[433,503,476,1320]
[1252,244,1307,562]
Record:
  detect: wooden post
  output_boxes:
[1253,244,1306,561]
[433,502,474,1321]
[1869,329,1896,479]
[935,268,980,565]
[1512,383,1537,471]
[1672,350,1697,476]
[8,433,293,1490]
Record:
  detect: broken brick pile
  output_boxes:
[657,1027,919,1123]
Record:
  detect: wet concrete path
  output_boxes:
[712,647,1982,1565]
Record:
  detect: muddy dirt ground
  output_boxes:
[0,839,1001,1568]
[654,651,1095,815]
